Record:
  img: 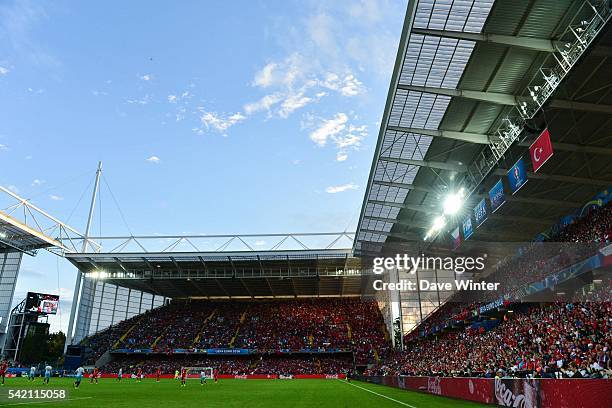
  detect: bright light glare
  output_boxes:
[90,270,108,279]
[443,188,465,215]
[432,215,446,231]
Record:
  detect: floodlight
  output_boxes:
[443,189,465,215]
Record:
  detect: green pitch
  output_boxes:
[0,377,488,407]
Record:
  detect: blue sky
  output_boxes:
[0,0,406,332]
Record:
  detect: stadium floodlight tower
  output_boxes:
[0,184,95,357]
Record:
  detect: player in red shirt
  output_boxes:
[155,367,161,383]
[0,361,8,385]
[180,367,187,387]
[90,367,99,384]
[213,368,218,384]
[137,368,143,382]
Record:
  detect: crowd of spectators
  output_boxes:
[409,203,612,338]
[368,277,611,378]
[83,297,388,368]
[102,354,352,376]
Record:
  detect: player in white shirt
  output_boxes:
[200,370,207,386]
[117,368,123,382]
[74,367,84,389]
[44,365,52,384]
[29,366,36,381]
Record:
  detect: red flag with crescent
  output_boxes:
[529,128,553,172]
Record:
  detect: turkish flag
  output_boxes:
[529,128,553,172]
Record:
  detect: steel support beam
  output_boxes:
[364,216,429,229]
[411,28,561,52]
[380,156,466,172]
[493,169,612,186]
[397,84,612,114]
[373,180,437,194]
[488,214,556,226]
[547,100,612,114]
[397,84,518,105]
[503,196,581,208]
[360,229,420,241]
[367,200,438,215]
[387,125,490,144]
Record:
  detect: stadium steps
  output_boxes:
[151,325,171,348]
[192,309,217,346]
[113,319,142,349]
[229,309,248,348]
[382,324,390,341]
[373,349,380,363]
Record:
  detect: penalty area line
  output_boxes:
[337,379,417,408]
[2,396,94,406]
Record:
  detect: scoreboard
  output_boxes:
[25,292,60,315]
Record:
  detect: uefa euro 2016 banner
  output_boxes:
[507,156,528,195]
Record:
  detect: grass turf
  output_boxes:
[0,377,490,407]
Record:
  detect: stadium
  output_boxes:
[0,0,611,407]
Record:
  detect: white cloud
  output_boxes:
[31,179,44,186]
[140,74,152,81]
[336,152,348,162]
[198,111,246,133]
[321,73,364,96]
[325,183,358,194]
[7,185,19,193]
[335,124,367,149]
[167,95,177,103]
[49,194,63,201]
[309,113,348,146]
[279,92,313,118]
[243,93,284,115]
[146,155,161,164]
[253,63,277,88]
[0,143,7,150]
[254,240,266,246]
[126,95,151,105]
[304,114,367,162]
[0,66,9,75]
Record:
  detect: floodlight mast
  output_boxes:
[64,161,102,352]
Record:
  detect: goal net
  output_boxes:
[182,367,214,379]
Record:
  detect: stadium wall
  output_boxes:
[0,252,23,348]
[72,277,166,343]
[355,376,612,407]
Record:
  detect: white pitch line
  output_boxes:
[3,396,93,406]
[338,379,418,408]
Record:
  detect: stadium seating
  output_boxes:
[80,297,388,373]
[408,203,612,338]
[367,292,611,378]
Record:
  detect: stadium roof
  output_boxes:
[63,233,375,298]
[355,0,612,255]
[0,185,96,255]
[65,248,374,298]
